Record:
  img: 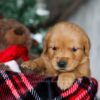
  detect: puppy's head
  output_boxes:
[43,22,90,72]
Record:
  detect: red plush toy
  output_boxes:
[1,25,30,62]
[0,24,31,72]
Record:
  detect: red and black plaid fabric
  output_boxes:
[0,69,98,100]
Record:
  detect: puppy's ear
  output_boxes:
[84,36,91,56]
[42,31,51,55]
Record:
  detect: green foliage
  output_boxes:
[0,0,48,54]
[0,0,17,19]
[0,0,46,26]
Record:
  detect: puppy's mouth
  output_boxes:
[56,66,75,73]
[57,68,67,72]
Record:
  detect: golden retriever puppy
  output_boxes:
[21,22,91,90]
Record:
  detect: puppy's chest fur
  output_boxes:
[42,59,58,77]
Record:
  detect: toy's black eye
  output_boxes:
[72,48,78,52]
[52,47,57,50]
[14,27,25,35]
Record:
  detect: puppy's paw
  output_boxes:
[57,73,75,90]
[21,61,37,70]
[21,61,46,75]
[21,61,31,68]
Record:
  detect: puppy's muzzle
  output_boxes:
[57,60,67,69]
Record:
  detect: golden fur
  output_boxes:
[21,22,91,90]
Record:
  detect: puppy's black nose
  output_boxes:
[57,60,67,68]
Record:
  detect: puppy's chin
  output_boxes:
[54,65,77,73]
[56,67,74,72]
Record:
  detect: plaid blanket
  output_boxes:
[0,70,98,100]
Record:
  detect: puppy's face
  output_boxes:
[43,22,90,72]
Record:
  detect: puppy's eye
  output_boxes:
[52,47,57,50]
[72,47,78,52]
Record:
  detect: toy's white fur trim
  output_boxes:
[4,60,21,73]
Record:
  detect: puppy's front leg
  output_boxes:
[57,62,90,90]
[21,57,46,73]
